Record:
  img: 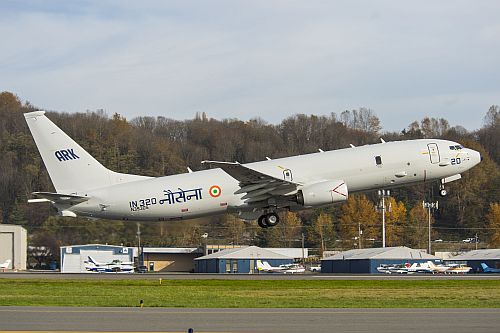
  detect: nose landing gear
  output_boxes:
[257,212,280,228]
[439,180,448,197]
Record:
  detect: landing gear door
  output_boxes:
[427,143,440,164]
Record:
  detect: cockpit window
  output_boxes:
[450,145,464,150]
[449,146,456,150]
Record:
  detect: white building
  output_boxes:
[60,244,135,273]
[0,224,27,270]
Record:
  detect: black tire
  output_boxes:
[257,215,268,228]
[439,189,447,197]
[265,213,280,227]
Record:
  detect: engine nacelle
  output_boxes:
[296,180,348,207]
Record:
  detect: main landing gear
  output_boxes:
[257,212,280,228]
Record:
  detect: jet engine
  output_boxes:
[296,180,348,207]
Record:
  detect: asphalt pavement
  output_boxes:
[0,307,499,333]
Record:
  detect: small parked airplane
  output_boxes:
[480,263,500,273]
[445,263,472,274]
[24,111,482,228]
[0,259,12,270]
[425,261,450,274]
[256,260,304,274]
[256,260,286,273]
[84,256,134,273]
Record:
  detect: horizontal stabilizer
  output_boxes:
[31,192,90,206]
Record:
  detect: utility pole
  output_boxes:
[423,201,438,254]
[378,190,390,248]
[301,233,305,267]
[358,221,362,249]
[136,223,142,266]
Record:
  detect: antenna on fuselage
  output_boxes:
[380,138,386,143]
[349,144,355,148]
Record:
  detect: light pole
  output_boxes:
[423,201,438,254]
[378,190,390,248]
[358,222,363,249]
[136,223,142,266]
[201,233,208,255]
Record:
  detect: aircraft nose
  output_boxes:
[472,150,482,165]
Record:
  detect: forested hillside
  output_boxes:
[1,91,499,266]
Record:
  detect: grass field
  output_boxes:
[1,279,499,308]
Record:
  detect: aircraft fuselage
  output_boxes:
[71,139,480,221]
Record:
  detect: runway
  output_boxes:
[1,271,499,280]
[0,307,499,332]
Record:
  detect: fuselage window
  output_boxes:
[375,155,382,165]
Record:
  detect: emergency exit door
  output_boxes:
[427,143,440,164]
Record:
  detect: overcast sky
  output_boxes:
[1,0,499,131]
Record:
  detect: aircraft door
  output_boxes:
[427,143,440,164]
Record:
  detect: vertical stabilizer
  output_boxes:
[24,111,149,194]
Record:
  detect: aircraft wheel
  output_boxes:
[439,189,447,197]
[257,215,268,228]
[265,213,280,227]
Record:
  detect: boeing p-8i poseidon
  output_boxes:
[25,111,481,228]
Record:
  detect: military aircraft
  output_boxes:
[24,111,482,228]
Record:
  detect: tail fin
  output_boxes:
[0,259,12,268]
[24,111,150,194]
[87,256,103,266]
[481,263,489,271]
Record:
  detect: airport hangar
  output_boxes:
[321,246,438,274]
[59,244,306,273]
[60,244,135,273]
[194,246,294,273]
[0,224,27,270]
[445,249,500,273]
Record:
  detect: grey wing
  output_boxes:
[201,161,298,205]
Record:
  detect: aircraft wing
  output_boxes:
[30,192,90,206]
[201,161,299,204]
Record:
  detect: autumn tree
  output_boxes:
[383,197,407,246]
[406,204,432,250]
[486,203,500,247]
[308,212,336,256]
[264,212,302,247]
[221,214,246,245]
[338,195,379,249]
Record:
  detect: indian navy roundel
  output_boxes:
[209,185,222,198]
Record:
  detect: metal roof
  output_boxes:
[142,247,202,254]
[322,246,437,260]
[60,244,131,249]
[448,249,500,261]
[195,246,292,260]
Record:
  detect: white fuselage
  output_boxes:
[68,139,481,222]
